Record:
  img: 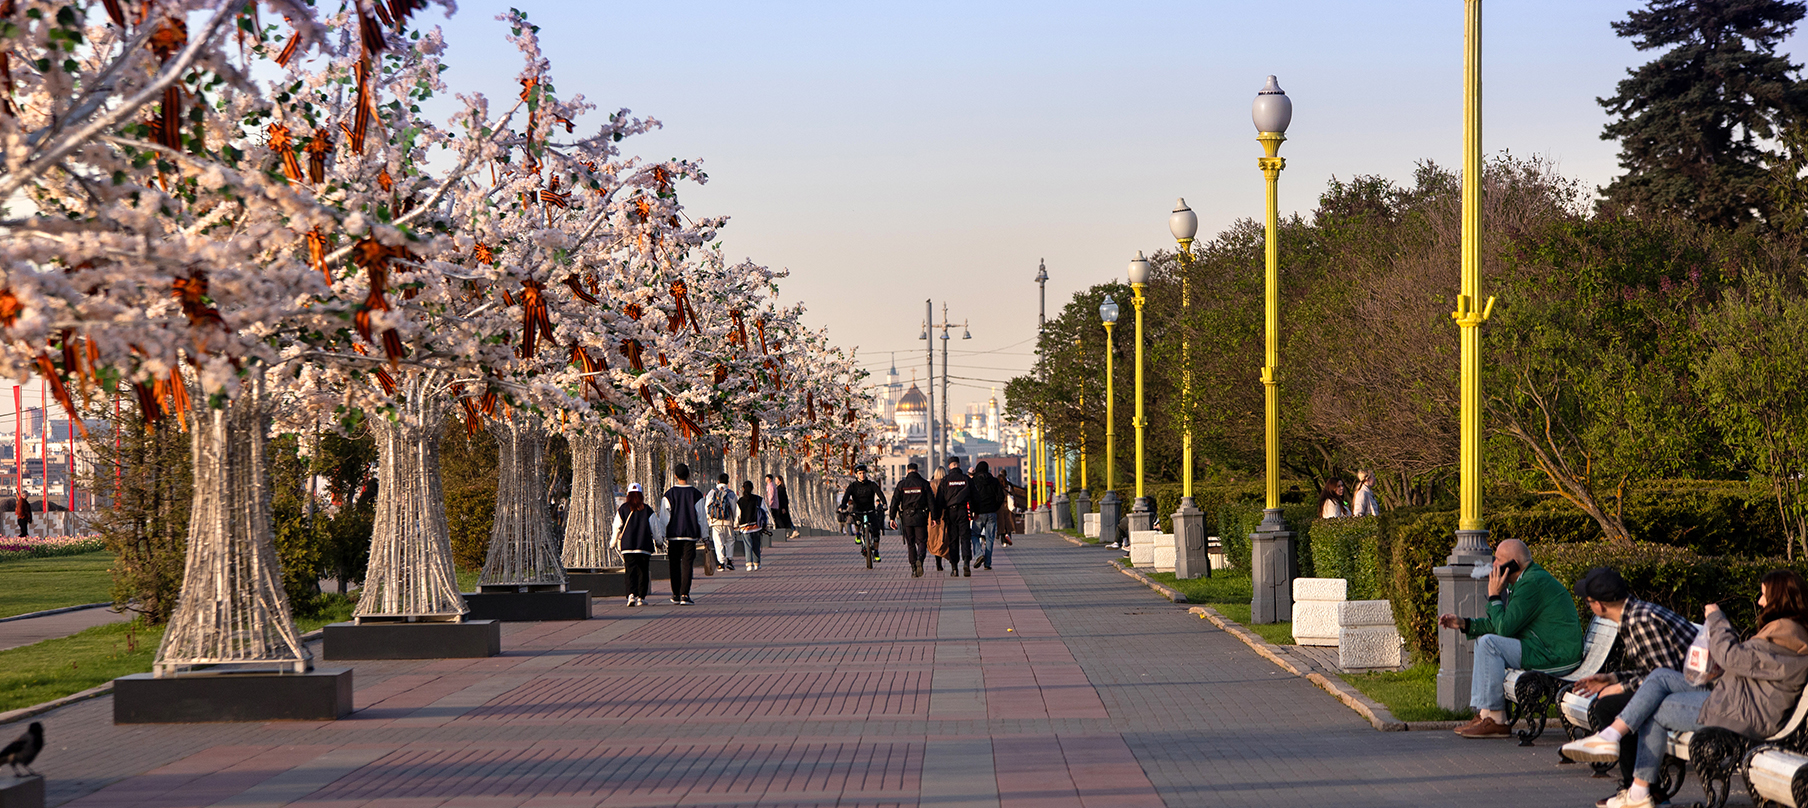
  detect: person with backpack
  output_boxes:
[936,458,973,577]
[734,480,770,571]
[611,483,658,607]
[704,473,739,572]
[966,461,1004,571]
[888,462,935,578]
[657,463,707,604]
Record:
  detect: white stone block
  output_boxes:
[1338,625,1406,669]
[1083,513,1100,538]
[1337,599,1396,628]
[1208,550,1228,570]
[1129,530,1156,567]
[1292,577,1348,603]
[1292,600,1340,646]
[1153,540,1176,573]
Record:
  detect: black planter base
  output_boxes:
[322,620,501,660]
[0,775,42,808]
[113,668,353,724]
[461,590,592,621]
[567,570,626,598]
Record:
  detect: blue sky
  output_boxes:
[424,1,1806,416]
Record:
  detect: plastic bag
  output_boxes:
[1685,624,1723,686]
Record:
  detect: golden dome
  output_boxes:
[896,383,928,414]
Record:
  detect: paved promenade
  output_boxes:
[20,533,1620,807]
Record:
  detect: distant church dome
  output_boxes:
[897,383,928,414]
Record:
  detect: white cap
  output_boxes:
[627,483,643,493]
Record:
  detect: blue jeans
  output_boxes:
[1471,634,1520,711]
[734,530,762,565]
[971,513,997,566]
[1619,667,1710,782]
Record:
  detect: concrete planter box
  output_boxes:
[1083,513,1100,538]
[1129,530,1175,572]
[114,668,353,723]
[1337,599,1406,670]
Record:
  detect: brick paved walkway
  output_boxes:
[16,533,1627,807]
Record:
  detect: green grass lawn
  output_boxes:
[1123,563,1298,647]
[457,567,480,592]
[1340,663,1474,723]
[1057,527,1099,544]
[0,550,115,618]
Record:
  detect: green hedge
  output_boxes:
[1309,517,1385,600]
[1484,480,1784,556]
[1218,502,1321,578]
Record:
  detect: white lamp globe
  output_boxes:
[1127,251,1151,286]
[1100,295,1120,325]
[1252,75,1292,134]
[1170,199,1198,242]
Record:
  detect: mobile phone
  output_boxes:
[1500,559,1521,577]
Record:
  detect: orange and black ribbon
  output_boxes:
[517,280,554,360]
[268,124,302,181]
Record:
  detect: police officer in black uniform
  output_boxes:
[936,458,973,577]
[840,465,887,568]
[888,463,935,578]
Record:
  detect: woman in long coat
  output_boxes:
[925,468,949,571]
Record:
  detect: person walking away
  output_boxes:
[1318,478,1350,519]
[1559,571,1808,808]
[1558,567,1699,799]
[937,458,973,577]
[967,461,1003,570]
[889,462,935,578]
[996,492,1015,547]
[770,474,796,538]
[1438,539,1584,738]
[612,484,658,607]
[926,468,949,571]
[840,464,887,567]
[704,473,739,572]
[734,481,769,570]
[658,463,707,604]
[1351,470,1379,517]
[13,488,29,538]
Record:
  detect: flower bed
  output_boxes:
[0,535,106,563]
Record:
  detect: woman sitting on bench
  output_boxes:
[1560,570,1808,808]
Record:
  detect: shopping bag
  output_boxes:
[1684,624,1722,686]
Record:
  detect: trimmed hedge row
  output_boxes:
[1308,517,1386,600]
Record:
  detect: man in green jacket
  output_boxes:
[1438,539,1584,739]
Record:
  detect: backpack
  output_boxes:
[707,489,733,521]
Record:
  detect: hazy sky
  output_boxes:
[423,1,1807,418]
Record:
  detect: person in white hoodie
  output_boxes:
[704,473,740,572]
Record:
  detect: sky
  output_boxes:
[418,0,1808,420]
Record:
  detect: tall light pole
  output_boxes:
[1169,200,1210,579]
[1437,0,1496,711]
[1098,295,1122,548]
[1126,252,1153,533]
[921,300,936,471]
[927,304,969,467]
[1250,75,1296,623]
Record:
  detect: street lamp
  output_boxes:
[1127,251,1152,532]
[1099,294,1121,547]
[1169,198,1210,579]
[1251,75,1295,623]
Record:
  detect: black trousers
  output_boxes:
[624,553,651,598]
[944,517,972,565]
[773,507,794,530]
[1589,689,1637,788]
[668,539,697,598]
[900,523,928,566]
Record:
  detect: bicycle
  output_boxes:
[850,510,881,569]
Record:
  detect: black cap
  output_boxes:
[1574,566,1629,602]
[854,464,868,472]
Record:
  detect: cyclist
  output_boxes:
[840,464,887,568]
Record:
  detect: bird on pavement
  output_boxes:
[0,722,43,776]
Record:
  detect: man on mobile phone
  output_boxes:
[1437,539,1585,739]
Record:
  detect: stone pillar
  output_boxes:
[1098,491,1121,547]
[1172,497,1209,579]
[1126,496,1153,533]
[1072,490,1091,530]
[1250,509,1295,623]
[1436,529,1492,711]
[1052,493,1073,530]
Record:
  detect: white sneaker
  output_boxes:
[1560,733,1621,764]
[1602,789,1653,808]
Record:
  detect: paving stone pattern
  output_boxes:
[20,534,1622,807]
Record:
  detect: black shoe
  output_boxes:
[951,567,960,578]
[962,563,971,578]
[680,596,695,605]
[669,597,683,604]
[935,559,944,571]
[983,561,991,570]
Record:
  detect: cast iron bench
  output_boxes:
[1502,616,1622,745]
[1656,688,1808,808]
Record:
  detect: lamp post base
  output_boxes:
[1072,490,1092,531]
[1052,493,1073,530]
[1127,497,1154,534]
[1172,497,1210,580]
[1436,528,1493,711]
[1098,491,1121,547]
[1251,509,1294,623]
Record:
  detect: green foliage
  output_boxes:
[1387,508,1457,664]
[1537,542,1808,637]
[1310,517,1384,600]
[83,399,190,625]
[1599,0,1808,228]
[441,420,498,570]
[1217,502,1320,578]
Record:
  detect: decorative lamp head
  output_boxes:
[1253,75,1292,134]
[1170,198,1198,242]
[1127,251,1150,287]
[1099,295,1120,325]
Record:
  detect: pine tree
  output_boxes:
[1600,0,1808,228]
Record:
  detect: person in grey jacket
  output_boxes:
[1560,570,1808,808]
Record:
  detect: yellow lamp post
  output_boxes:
[1127,252,1152,531]
[1169,200,1199,503]
[1076,336,1087,491]
[1099,295,1122,545]
[1250,75,1295,623]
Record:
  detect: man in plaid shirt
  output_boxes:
[1562,567,1699,803]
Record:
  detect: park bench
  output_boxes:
[1502,616,1622,745]
[1653,687,1808,808]
[1554,621,1707,775]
